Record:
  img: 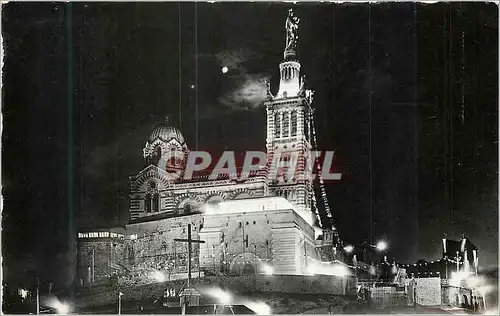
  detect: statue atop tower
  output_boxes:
[276,9,303,99]
[284,9,300,60]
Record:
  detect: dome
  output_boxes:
[148,118,185,144]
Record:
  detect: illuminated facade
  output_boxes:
[76,9,342,287]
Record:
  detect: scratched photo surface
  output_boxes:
[2,2,498,315]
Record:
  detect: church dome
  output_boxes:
[148,118,185,144]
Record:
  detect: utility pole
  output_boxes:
[92,247,95,283]
[36,277,40,315]
[212,244,216,275]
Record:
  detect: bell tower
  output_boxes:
[265,9,317,226]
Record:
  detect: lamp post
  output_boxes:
[36,277,40,315]
[212,244,216,275]
[118,292,124,315]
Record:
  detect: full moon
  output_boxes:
[221,66,228,74]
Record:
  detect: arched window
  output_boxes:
[153,193,160,212]
[145,194,151,212]
[291,111,297,137]
[304,116,309,141]
[184,203,192,214]
[152,146,162,166]
[283,112,289,137]
[274,112,281,138]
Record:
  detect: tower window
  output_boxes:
[283,112,290,137]
[291,111,297,137]
[304,116,309,141]
[274,112,281,138]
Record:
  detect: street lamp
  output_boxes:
[376,241,388,252]
[118,292,124,315]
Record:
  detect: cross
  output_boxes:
[174,224,205,287]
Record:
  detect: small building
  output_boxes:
[399,236,485,311]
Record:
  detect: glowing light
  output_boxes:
[18,289,29,299]
[46,297,71,315]
[343,245,354,253]
[245,301,272,315]
[222,66,229,74]
[152,270,166,282]
[369,265,376,275]
[55,302,70,315]
[190,84,195,89]
[207,288,232,305]
[376,241,388,251]
[306,261,350,277]
[261,263,274,275]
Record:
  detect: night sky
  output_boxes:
[2,2,498,291]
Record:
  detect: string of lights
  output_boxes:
[309,110,333,223]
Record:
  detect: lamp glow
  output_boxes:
[343,245,354,253]
[376,241,388,251]
[245,301,272,315]
[152,271,166,282]
[221,66,229,74]
[18,288,29,299]
[54,302,70,314]
[207,288,232,305]
[261,264,274,276]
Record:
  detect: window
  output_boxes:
[184,204,192,214]
[304,117,309,141]
[291,111,297,136]
[153,193,160,212]
[145,194,151,212]
[283,112,289,137]
[274,112,281,138]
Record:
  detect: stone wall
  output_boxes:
[77,238,125,286]
[370,286,407,308]
[407,277,441,307]
[76,274,356,309]
[441,284,475,308]
[415,277,441,306]
[199,209,318,275]
[122,214,204,276]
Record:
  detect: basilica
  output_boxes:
[76,9,344,288]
